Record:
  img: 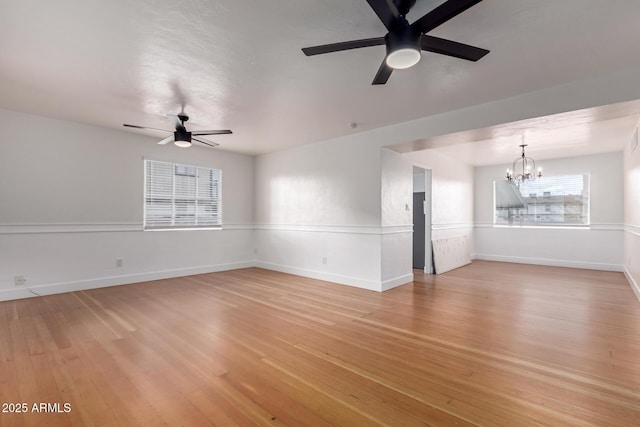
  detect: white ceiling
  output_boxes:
[2,0,640,155]
[393,100,640,165]
[425,115,638,166]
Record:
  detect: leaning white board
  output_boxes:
[432,236,471,274]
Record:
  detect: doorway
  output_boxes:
[413,166,432,273]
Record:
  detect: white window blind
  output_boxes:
[494,174,590,226]
[144,159,222,230]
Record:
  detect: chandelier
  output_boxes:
[506,144,542,186]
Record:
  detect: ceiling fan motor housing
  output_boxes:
[385,23,421,69]
[174,127,192,147]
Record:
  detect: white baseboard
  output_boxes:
[255,261,382,292]
[0,261,256,302]
[472,254,624,272]
[381,273,414,291]
[624,267,640,303]
[1,259,410,301]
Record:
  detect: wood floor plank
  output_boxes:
[1,261,639,426]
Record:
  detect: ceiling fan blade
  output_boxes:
[365,0,401,31]
[157,136,173,145]
[421,35,489,61]
[302,37,385,56]
[123,123,171,133]
[372,59,393,85]
[411,0,483,34]
[191,129,233,136]
[192,136,219,148]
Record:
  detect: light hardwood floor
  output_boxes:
[1,261,640,426]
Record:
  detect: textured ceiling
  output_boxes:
[2,0,640,155]
[393,100,640,165]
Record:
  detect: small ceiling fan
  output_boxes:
[123,113,232,148]
[302,0,490,85]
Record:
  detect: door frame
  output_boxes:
[413,164,433,274]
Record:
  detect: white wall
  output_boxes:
[624,127,640,300]
[474,152,624,271]
[403,150,475,242]
[0,109,255,301]
[413,171,425,193]
[401,150,474,274]
[205,63,640,297]
[253,133,385,290]
[4,65,640,299]
[381,149,413,289]
[254,135,382,226]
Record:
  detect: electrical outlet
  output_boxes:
[322,257,327,265]
[115,259,123,268]
[14,275,26,286]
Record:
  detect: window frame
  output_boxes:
[493,173,591,228]
[143,158,222,231]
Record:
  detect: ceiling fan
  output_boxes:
[302,0,490,85]
[123,113,232,148]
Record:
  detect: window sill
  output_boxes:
[492,224,590,230]
[144,226,223,232]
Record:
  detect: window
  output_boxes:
[494,174,589,226]
[144,159,221,230]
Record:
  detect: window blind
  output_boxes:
[144,159,222,230]
[494,173,589,226]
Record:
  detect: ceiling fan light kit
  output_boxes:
[302,0,490,84]
[173,136,192,148]
[386,48,421,69]
[385,26,422,69]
